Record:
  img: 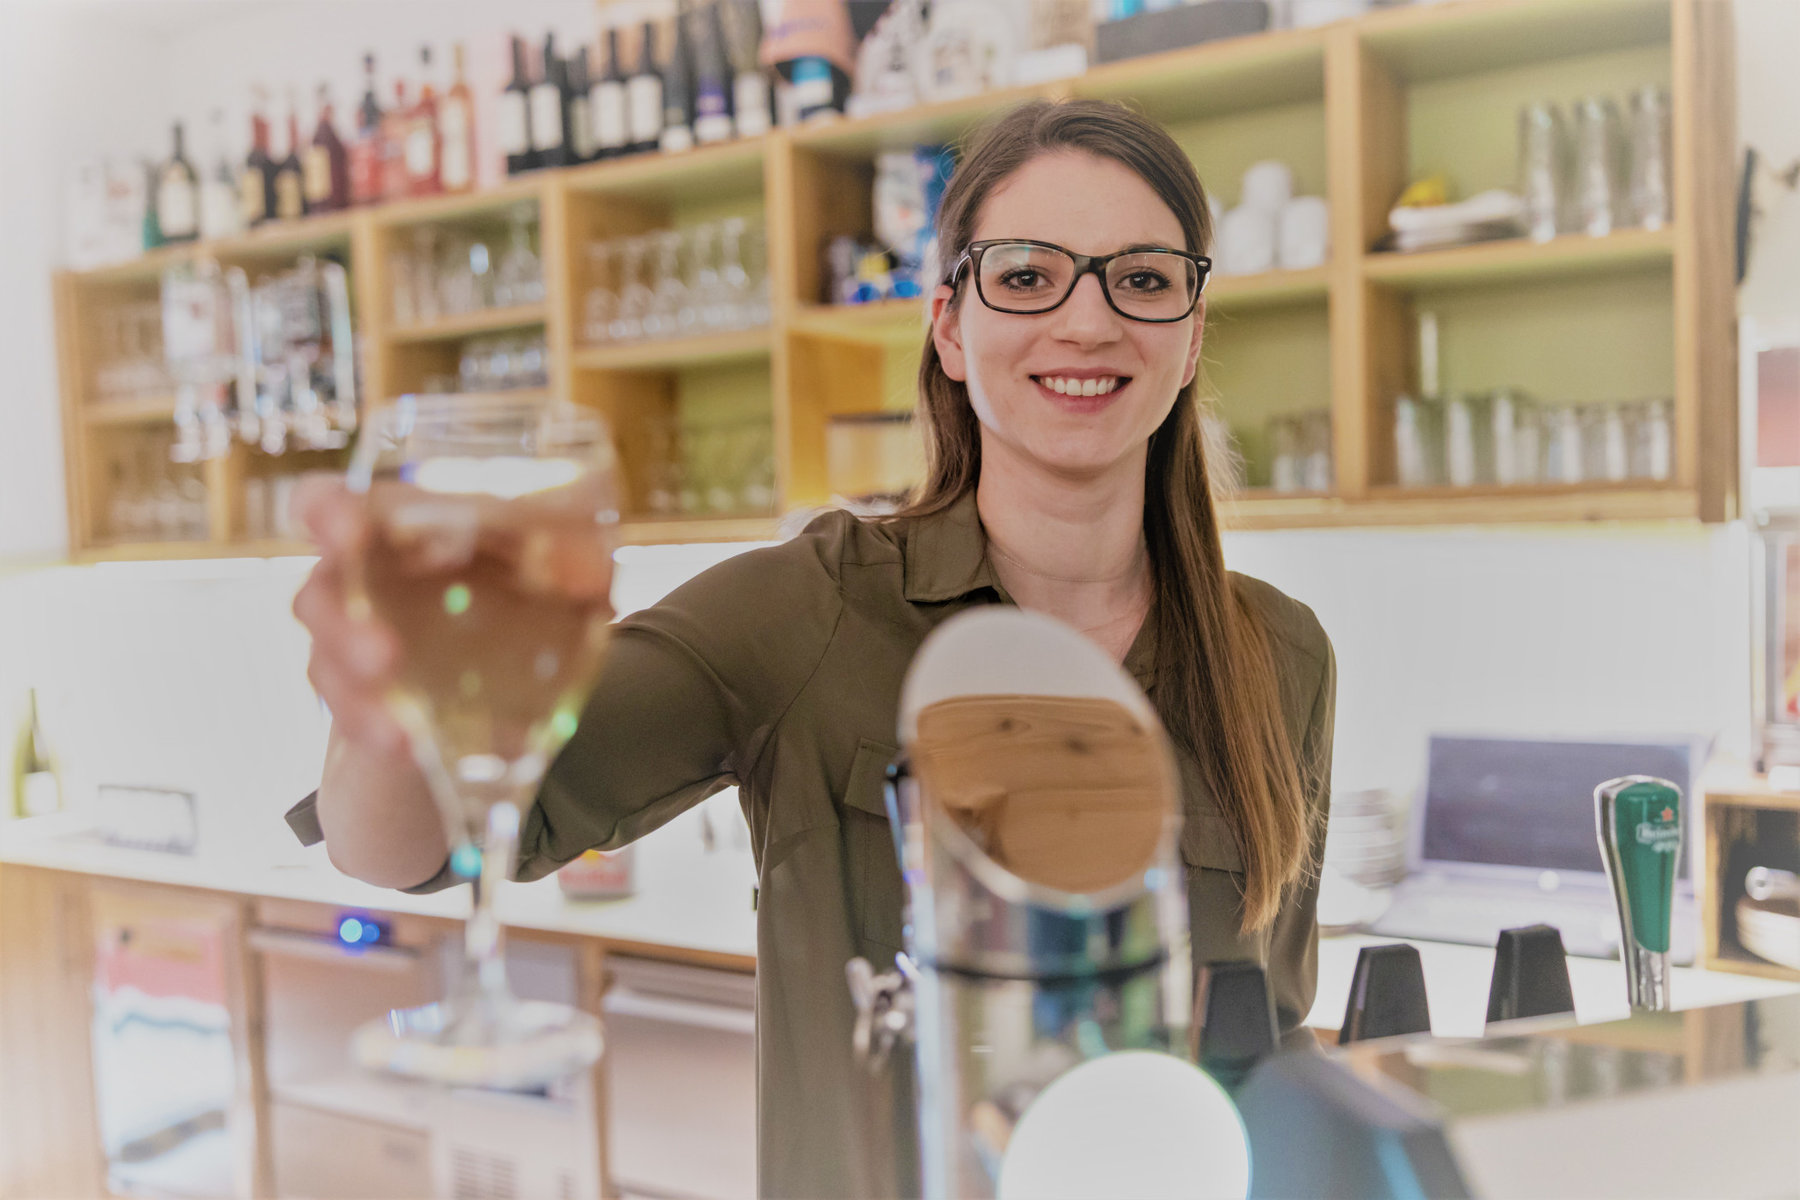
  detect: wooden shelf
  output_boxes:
[1221,484,1696,529]
[563,138,767,202]
[1362,227,1675,290]
[617,515,780,545]
[791,83,1064,156]
[572,328,771,372]
[82,396,178,426]
[1075,23,1326,117]
[1207,266,1332,310]
[1358,0,1670,83]
[368,176,547,228]
[386,304,548,343]
[789,300,928,344]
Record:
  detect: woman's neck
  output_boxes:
[975,441,1152,660]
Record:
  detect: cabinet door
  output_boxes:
[271,1103,431,1200]
[87,883,259,1199]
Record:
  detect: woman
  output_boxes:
[291,99,1334,1198]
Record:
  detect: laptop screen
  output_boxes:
[1420,737,1694,879]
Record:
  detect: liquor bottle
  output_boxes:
[565,46,597,164]
[529,33,568,168]
[9,689,61,820]
[720,0,772,138]
[273,95,307,219]
[405,45,442,196]
[199,108,242,240]
[626,21,665,155]
[692,3,735,145]
[440,42,477,193]
[500,34,536,175]
[1595,776,1682,1013]
[304,84,351,213]
[381,80,411,201]
[661,8,696,153]
[239,91,277,228]
[141,160,164,250]
[349,52,385,205]
[156,121,200,243]
[591,26,629,159]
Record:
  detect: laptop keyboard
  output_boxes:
[1369,883,1697,965]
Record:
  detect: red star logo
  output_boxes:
[1661,807,1674,822]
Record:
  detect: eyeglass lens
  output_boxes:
[975,242,1199,320]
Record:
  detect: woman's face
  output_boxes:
[931,149,1205,484]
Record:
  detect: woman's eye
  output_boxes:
[1117,270,1172,294]
[998,269,1050,292]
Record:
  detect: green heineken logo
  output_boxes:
[1635,821,1680,851]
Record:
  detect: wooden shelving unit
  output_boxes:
[53,0,1737,561]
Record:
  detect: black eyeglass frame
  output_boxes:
[945,238,1213,323]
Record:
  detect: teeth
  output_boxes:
[1037,376,1120,396]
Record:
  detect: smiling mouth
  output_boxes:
[1031,375,1131,397]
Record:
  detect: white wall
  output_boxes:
[0,0,1790,858]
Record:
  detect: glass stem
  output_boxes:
[463,799,522,1014]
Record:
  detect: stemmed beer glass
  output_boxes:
[344,392,619,1089]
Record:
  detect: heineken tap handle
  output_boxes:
[1595,776,1682,1012]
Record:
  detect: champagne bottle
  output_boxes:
[350,53,385,205]
[405,45,442,196]
[565,46,597,164]
[1595,775,1682,1012]
[199,108,242,240]
[274,95,307,219]
[10,689,61,820]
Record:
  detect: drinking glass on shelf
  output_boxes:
[583,242,619,345]
[1541,403,1584,482]
[345,393,619,1090]
[411,227,442,323]
[1268,415,1301,492]
[493,205,545,308]
[1579,401,1629,481]
[390,247,418,326]
[1299,410,1333,492]
[1393,393,1445,487]
[1574,95,1627,237]
[1518,101,1571,243]
[437,233,478,316]
[684,222,724,334]
[1490,388,1541,487]
[1627,397,1674,480]
[609,235,654,344]
[644,231,688,341]
[1445,391,1495,487]
[1627,85,1672,231]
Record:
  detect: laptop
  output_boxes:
[1368,735,1702,963]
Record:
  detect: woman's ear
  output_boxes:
[931,284,967,382]
[1180,298,1206,389]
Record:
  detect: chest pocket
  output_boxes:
[840,737,905,953]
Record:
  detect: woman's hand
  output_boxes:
[290,475,408,758]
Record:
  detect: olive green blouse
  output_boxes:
[292,490,1336,1199]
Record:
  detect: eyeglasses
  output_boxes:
[946,239,1211,323]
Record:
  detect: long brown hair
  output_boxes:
[901,99,1312,931]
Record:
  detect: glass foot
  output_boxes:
[353,998,603,1091]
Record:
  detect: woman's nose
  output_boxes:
[1049,272,1124,343]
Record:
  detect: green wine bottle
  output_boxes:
[1595,775,1682,1011]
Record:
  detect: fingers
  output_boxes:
[308,653,408,757]
[292,473,366,556]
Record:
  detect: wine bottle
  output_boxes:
[380,79,411,201]
[529,33,568,168]
[157,121,200,243]
[405,45,442,196]
[199,108,242,240]
[692,3,734,145]
[565,46,597,164]
[239,91,276,228]
[9,689,61,820]
[304,84,351,213]
[350,52,384,205]
[661,8,696,153]
[440,42,477,193]
[626,21,665,155]
[274,95,307,219]
[591,26,629,159]
[500,34,536,175]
